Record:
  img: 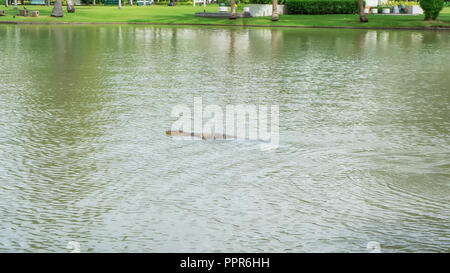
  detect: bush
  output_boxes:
[286,0,360,15]
[218,0,231,6]
[420,0,444,20]
[249,0,286,4]
[377,6,392,13]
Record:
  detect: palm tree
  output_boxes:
[230,0,236,19]
[67,0,75,13]
[358,0,368,22]
[51,0,63,17]
[271,0,279,21]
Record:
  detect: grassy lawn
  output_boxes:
[0,5,449,29]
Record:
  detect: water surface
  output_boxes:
[0,25,449,252]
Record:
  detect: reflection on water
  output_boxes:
[0,25,449,252]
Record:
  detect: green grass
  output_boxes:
[0,5,449,29]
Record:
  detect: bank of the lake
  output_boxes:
[1,6,450,30]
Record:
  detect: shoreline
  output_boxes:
[1,20,450,31]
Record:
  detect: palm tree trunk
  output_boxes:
[230,0,236,19]
[358,0,368,22]
[51,0,63,17]
[271,0,279,21]
[67,0,75,13]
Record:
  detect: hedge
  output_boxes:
[420,0,444,20]
[249,0,286,4]
[286,0,361,15]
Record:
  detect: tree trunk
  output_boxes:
[5,0,8,8]
[271,0,279,21]
[118,0,121,9]
[51,0,63,17]
[230,0,236,19]
[14,0,17,9]
[66,0,75,13]
[93,0,96,5]
[358,0,368,22]
[47,0,50,7]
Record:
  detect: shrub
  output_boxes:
[377,6,392,13]
[420,0,444,20]
[249,0,286,4]
[218,0,231,6]
[286,0,361,15]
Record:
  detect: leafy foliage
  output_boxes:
[420,0,444,19]
[249,0,286,4]
[286,0,361,15]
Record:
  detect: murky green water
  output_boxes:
[0,25,449,252]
